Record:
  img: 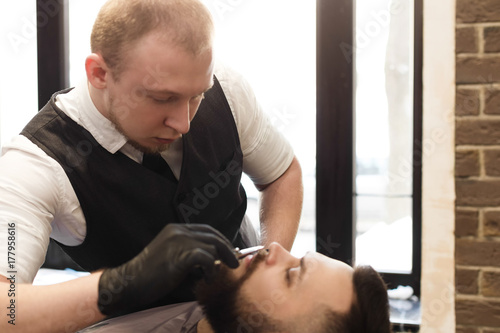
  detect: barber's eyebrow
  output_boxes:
[145,83,214,97]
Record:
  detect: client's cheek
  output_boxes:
[231,263,247,280]
[267,287,288,306]
[242,283,292,321]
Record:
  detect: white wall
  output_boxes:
[420,0,456,331]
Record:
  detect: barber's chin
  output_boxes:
[153,143,171,153]
[128,139,171,154]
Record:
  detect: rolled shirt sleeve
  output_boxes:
[0,136,85,283]
[215,63,294,186]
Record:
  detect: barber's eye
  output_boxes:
[151,96,175,104]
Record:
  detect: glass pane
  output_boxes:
[204,0,316,257]
[0,3,38,149]
[354,0,414,273]
[356,196,412,273]
[69,0,316,257]
[69,1,105,85]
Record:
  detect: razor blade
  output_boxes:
[214,245,265,266]
[235,245,265,259]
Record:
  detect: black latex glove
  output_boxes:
[97,223,239,316]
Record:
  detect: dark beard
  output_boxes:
[195,251,268,333]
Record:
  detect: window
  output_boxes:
[317,1,422,329]
[0,3,38,149]
[200,0,317,257]
[316,0,423,310]
[355,0,415,275]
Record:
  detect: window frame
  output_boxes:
[37,0,83,271]
[37,0,69,109]
[316,0,423,297]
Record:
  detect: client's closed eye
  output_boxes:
[286,268,292,286]
[285,266,301,287]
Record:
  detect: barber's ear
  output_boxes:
[85,53,109,89]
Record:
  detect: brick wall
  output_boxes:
[455,0,500,331]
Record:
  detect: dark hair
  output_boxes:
[324,265,391,333]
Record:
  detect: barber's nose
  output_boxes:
[265,242,300,266]
[164,102,191,134]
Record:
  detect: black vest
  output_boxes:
[21,77,247,272]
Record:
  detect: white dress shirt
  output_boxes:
[0,63,294,282]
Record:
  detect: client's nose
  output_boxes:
[265,242,300,266]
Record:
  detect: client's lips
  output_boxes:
[244,254,256,269]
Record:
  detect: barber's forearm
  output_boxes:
[0,272,105,333]
[257,156,303,251]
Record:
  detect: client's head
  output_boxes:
[196,242,391,333]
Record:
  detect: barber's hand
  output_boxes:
[97,223,238,316]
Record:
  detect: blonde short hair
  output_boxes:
[90,0,214,78]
